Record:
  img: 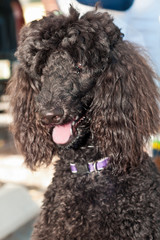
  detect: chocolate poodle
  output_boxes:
[8,7,160,240]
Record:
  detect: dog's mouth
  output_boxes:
[51,116,85,145]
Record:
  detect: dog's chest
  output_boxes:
[45,172,119,238]
[42,159,160,240]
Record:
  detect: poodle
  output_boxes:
[8,7,160,240]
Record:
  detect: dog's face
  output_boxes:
[15,8,122,149]
[35,51,97,147]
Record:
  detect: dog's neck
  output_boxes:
[58,136,104,165]
[57,135,149,175]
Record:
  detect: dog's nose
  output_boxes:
[41,108,64,125]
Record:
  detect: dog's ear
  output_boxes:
[7,20,57,170]
[90,41,160,172]
[7,67,54,170]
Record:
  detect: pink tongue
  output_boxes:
[52,122,72,144]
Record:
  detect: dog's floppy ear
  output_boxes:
[7,67,54,170]
[90,41,160,173]
[7,22,55,170]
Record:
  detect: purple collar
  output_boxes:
[70,157,109,174]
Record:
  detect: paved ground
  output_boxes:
[4,219,35,240]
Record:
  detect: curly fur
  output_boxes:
[8,7,160,239]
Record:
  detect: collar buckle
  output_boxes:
[70,157,109,175]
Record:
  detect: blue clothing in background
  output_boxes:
[77,0,134,11]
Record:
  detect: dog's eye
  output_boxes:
[75,63,82,74]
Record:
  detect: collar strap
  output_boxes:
[70,157,109,174]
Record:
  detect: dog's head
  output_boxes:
[8,7,160,172]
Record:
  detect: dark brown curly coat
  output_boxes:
[8,7,160,240]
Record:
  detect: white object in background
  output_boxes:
[0,183,39,239]
[124,0,160,75]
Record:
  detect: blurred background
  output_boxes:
[0,0,160,239]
